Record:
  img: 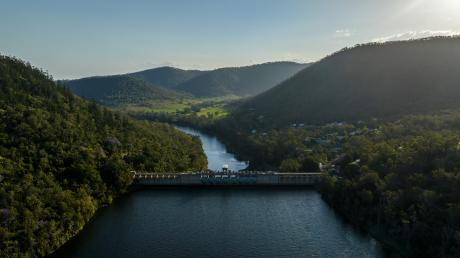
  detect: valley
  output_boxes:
[2,35,460,258]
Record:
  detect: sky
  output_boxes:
[1,0,460,79]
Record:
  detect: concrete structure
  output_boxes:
[132,171,323,186]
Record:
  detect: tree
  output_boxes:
[279,159,301,172]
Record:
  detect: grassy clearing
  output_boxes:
[124,95,239,118]
[197,106,228,118]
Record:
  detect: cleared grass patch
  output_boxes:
[124,95,239,117]
[197,106,228,118]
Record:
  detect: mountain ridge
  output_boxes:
[173,61,310,97]
[64,61,310,106]
[234,36,460,127]
[127,66,206,88]
[63,74,186,107]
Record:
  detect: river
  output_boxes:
[175,125,248,171]
[49,126,386,258]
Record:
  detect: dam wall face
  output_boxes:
[134,172,322,186]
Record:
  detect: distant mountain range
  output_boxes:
[234,36,460,126]
[128,66,205,89]
[173,62,310,97]
[63,62,309,106]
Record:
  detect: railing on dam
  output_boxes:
[132,171,323,186]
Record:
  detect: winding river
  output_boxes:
[49,126,386,258]
[175,125,248,171]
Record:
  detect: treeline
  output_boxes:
[0,56,207,257]
[320,112,460,257]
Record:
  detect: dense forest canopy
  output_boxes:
[63,75,187,107]
[320,112,460,257]
[0,55,207,257]
[236,36,460,126]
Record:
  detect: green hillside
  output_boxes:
[63,62,309,111]
[64,75,186,107]
[128,66,205,89]
[236,36,460,126]
[0,56,207,257]
[174,62,309,97]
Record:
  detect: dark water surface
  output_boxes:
[51,189,385,258]
[50,127,386,258]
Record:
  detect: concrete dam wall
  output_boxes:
[133,172,323,186]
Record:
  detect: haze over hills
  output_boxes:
[235,36,460,126]
[173,62,310,97]
[64,62,310,107]
[64,75,186,107]
[128,66,205,89]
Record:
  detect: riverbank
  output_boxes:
[174,125,248,171]
[46,124,242,257]
[320,194,408,258]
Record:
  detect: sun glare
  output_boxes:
[441,0,460,10]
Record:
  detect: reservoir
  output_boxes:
[50,127,386,258]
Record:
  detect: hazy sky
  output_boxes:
[1,0,460,79]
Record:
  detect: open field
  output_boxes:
[123,95,239,119]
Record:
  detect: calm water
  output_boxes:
[50,127,386,258]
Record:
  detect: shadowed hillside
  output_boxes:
[128,66,205,88]
[174,62,310,97]
[64,62,309,109]
[236,36,460,126]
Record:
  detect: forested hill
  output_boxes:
[65,62,309,104]
[0,56,207,257]
[128,66,205,89]
[236,36,460,126]
[173,62,310,97]
[64,75,186,107]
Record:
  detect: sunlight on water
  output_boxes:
[175,125,248,171]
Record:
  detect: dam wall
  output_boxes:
[133,172,323,186]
